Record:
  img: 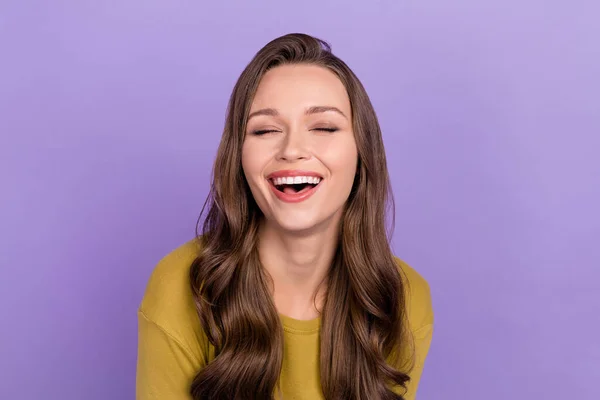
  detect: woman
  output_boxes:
[136,33,434,400]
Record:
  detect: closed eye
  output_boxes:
[252,129,280,136]
[313,127,339,133]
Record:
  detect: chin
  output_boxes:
[270,214,327,235]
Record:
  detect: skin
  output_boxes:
[241,64,358,320]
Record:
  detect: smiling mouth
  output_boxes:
[269,177,322,194]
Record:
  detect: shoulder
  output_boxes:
[139,237,205,351]
[394,257,434,332]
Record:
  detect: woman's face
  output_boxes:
[242,64,358,234]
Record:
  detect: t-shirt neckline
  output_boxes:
[278,313,321,333]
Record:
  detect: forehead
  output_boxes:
[250,64,351,114]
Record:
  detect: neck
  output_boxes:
[258,218,340,320]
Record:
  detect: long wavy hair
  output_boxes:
[190,33,412,399]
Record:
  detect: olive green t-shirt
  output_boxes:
[136,238,434,399]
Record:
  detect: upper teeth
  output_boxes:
[272,176,321,185]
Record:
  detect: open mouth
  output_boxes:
[269,177,322,195]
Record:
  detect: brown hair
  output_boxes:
[190,33,412,399]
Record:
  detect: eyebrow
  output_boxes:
[247,105,348,121]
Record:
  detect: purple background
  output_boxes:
[1,1,598,399]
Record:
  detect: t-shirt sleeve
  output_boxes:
[136,310,203,400]
[394,258,435,400]
[402,322,434,400]
[135,239,208,400]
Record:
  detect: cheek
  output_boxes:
[318,137,358,183]
[241,140,275,209]
[241,140,263,181]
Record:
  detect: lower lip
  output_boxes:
[268,180,322,203]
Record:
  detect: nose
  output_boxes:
[276,129,310,162]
